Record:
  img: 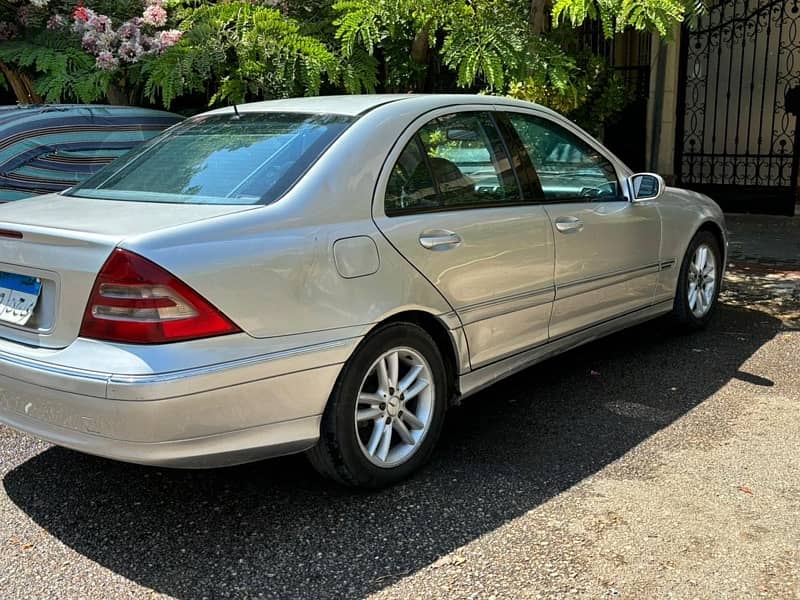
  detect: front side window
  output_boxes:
[66,112,354,205]
[384,111,520,215]
[507,113,620,201]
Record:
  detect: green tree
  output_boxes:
[142,1,337,107]
[1,0,708,125]
[551,0,707,38]
[333,0,528,93]
[332,0,706,131]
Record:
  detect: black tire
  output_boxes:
[306,322,448,488]
[672,230,722,329]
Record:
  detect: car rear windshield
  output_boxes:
[65,112,355,205]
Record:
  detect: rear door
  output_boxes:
[501,109,661,339]
[373,108,555,368]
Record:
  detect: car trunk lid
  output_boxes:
[0,194,255,348]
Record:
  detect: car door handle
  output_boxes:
[419,230,462,250]
[554,217,584,234]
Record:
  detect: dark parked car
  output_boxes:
[0,104,182,202]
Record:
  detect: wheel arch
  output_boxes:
[696,220,727,265]
[365,310,464,405]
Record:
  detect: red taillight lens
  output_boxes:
[79,249,241,344]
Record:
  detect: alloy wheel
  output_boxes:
[354,347,434,468]
[687,242,717,318]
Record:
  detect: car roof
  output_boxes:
[202,95,411,117]
[202,94,557,118]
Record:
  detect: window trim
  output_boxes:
[497,106,632,205]
[416,134,443,200]
[383,134,440,216]
[486,111,526,202]
[379,107,538,218]
[493,112,545,201]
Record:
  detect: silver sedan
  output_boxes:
[0,95,726,487]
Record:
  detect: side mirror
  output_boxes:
[630,173,665,201]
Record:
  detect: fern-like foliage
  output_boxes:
[142,2,336,107]
[333,0,386,58]
[338,47,378,94]
[0,31,112,103]
[333,0,528,92]
[442,1,526,90]
[552,0,708,38]
[505,36,630,134]
[140,42,216,108]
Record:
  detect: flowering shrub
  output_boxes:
[0,0,182,103]
[65,0,181,72]
[0,20,19,41]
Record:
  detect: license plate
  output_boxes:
[0,272,42,326]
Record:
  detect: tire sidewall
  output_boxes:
[675,230,722,328]
[326,323,447,487]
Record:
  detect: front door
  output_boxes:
[373,109,555,368]
[502,110,661,339]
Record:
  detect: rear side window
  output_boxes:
[384,111,520,215]
[66,112,354,205]
[385,138,439,214]
[506,113,620,202]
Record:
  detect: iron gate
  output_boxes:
[675,0,800,215]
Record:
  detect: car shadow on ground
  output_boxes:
[2,304,783,599]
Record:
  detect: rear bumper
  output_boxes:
[0,336,355,467]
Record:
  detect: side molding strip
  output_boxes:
[458,299,673,399]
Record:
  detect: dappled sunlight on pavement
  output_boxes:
[722,262,800,328]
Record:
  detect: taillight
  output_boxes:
[79,249,241,344]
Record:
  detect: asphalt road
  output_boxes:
[1,226,799,598]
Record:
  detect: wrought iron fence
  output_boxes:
[676,0,799,207]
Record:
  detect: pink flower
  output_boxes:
[139,34,157,53]
[81,31,99,52]
[72,2,89,22]
[71,6,97,34]
[46,14,66,30]
[0,21,18,41]
[16,6,30,26]
[157,29,182,51]
[118,40,144,63]
[95,51,119,71]
[87,13,112,33]
[142,5,167,27]
[117,20,141,41]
